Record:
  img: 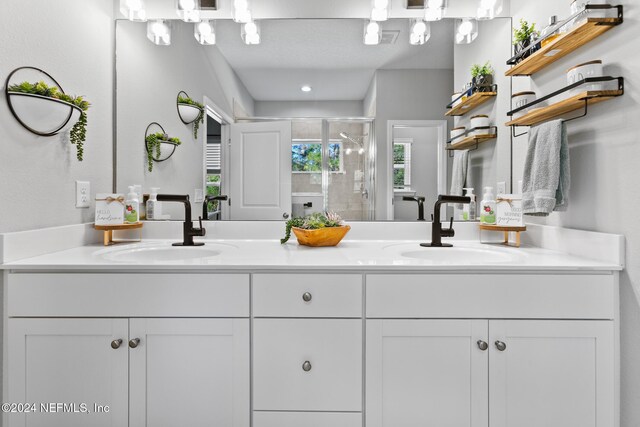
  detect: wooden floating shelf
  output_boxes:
[506,90,623,127]
[447,133,497,151]
[446,92,497,117]
[506,17,622,77]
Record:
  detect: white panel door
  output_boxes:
[366,319,489,427]
[489,320,615,427]
[6,318,129,427]
[129,318,250,427]
[229,121,292,220]
[253,319,362,411]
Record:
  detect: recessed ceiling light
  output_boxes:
[301,85,312,92]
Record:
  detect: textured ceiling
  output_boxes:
[212,18,454,101]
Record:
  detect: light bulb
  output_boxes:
[412,21,427,34]
[301,85,312,92]
[121,0,147,21]
[198,21,212,35]
[345,148,353,155]
[147,19,171,45]
[366,21,380,34]
[179,0,195,10]
[195,20,215,45]
[459,20,473,35]
[358,148,365,155]
[244,21,258,35]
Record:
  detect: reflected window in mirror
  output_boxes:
[206,117,223,219]
[393,139,412,191]
[292,139,343,173]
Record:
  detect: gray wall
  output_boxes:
[374,69,454,220]
[453,18,513,195]
[255,101,364,118]
[510,1,638,425]
[393,126,440,221]
[116,20,254,214]
[0,0,115,233]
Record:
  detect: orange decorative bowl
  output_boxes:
[292,225,351,247]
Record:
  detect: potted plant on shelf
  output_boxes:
[7,81,90,161]
[281,212,351,247]
[513,19,540,62]
[145,132,182,172]
[470,62,494,92]
[177,95,205,139]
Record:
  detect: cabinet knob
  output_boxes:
[302,361,312,372]
[129,338,141,349]
[477,340,488,351]
[111,339,123,349]
[495,340,507,352]
[302,292,312,302]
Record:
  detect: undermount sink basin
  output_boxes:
[96,243,236,264]
[399,247,516,264]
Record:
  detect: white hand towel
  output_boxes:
[522,120,570,216]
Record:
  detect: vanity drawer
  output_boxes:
[253,411,362,427]
[366,274,617,319]
[7,273,250,317]
[253,319,362,411]
[253,274,362,318]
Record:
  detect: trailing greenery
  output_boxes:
[8,81,90,161]
[178,95,205,139]
[513,18,539,46]
[280,212,345,244]
[471,61,494,78]
[145,132,182,172]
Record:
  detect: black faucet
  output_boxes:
[202,195,228,220]
[402,196,426,221]
[157,194,206,246]
[420,195,471,248]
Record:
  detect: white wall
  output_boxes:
[509,2,639,425]
[0,0,115,233]
[116,20,255,217]
[255,101,364,118]
[374,69,454,219]
[454,18,513,195]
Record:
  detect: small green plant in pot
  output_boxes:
[145,132,182,172]
[513,19,540,61]
[178,95,205,139]
[8,81,90,161]
[281,212,350,247]
[470,61,494,92]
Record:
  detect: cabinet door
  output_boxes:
[253,319,362,411]
[6,318,129,427]
[366,319,489,427]
[489,320,615,427]
[129,319,250,427]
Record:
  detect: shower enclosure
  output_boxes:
[290,118,375,221]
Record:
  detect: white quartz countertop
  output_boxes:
[1,239,623,272]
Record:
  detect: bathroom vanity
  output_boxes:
[1,223,623,427]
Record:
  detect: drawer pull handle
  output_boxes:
[111,339,123,350]
[129,338,141,349]
[302,292,312,302]
[495,341,507,352]
[477,340,488,351]
[302,361,312,372]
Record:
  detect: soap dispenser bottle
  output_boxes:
[480,186,496,225]
[463,188,476,221]
[125,186,140,224]
[146,187,160,220]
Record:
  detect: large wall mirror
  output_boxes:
[115,16,512,221]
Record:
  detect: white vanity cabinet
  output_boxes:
[252,274,363,427]
[4,273,251,427]
[365,274,618,427]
